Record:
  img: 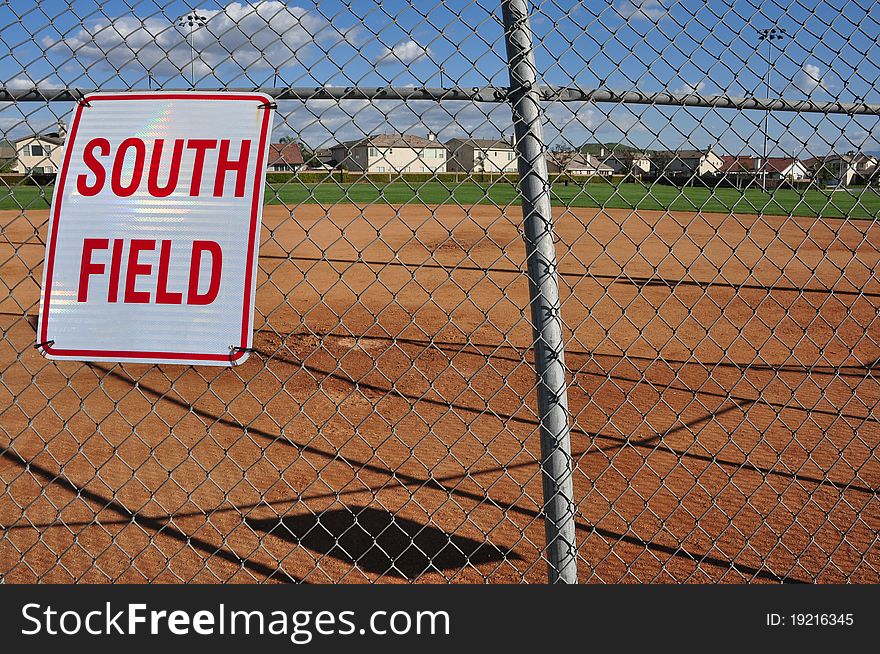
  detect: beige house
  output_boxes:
[14,134,64,174]
[804,153,878,185]
[651,149,723,177]
[546,151,613,177]
[445,138,517,173]
[330,134,447,173]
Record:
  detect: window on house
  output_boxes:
[369,147,378,156]
[508,151,514,160]
[31,145,44,157]
[377,166,385,172]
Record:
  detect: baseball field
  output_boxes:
[0,201,878,582]
[3,181,880,218]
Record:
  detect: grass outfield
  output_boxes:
[2,181,879,219]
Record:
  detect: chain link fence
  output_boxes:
[0,0,878,583]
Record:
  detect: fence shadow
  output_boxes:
[247,506,518,579]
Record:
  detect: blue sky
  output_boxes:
[1,0,878,156]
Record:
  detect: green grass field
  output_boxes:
[2,181,879,219]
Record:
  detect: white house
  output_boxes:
[763,157,808,181]
[720,156,808,185]
[546,151,613,177]
[445,138,517,174]
[651,149,723,177]
[599,149,652,177]
[330,134,447,173]
[13,133,64,174]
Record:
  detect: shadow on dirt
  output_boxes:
[247,506,519,579]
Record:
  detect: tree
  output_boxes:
[277,135,316,168]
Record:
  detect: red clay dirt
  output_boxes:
[0,203,878,583]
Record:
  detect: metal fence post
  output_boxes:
[501,0,578,584]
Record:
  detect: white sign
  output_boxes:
[37,91,275,366]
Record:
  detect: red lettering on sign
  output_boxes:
[187,139,218,196]
[77,138,110,197]
[214,139,251,197]
[147,139,185,197]
[188,241,223,305]
[111,138,147,197]
[75,137,252,198]
[155,240,183,304]
[107,238,124,302]
[124,239,155,303]
[76,238,223,306]
[77,238,109,301]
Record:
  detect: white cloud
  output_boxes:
[615,0,668,21]
[376,40,430,67]
[673,80,706,95]
[5,75,64,90]
[42,1,354,81]
[795,63,826,94]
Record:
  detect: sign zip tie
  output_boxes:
[229,346,256,363]
[259,101,277,110]
[74,91,91,107]
[34,340,55,350]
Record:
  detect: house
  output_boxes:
[719,156,808,186]
[651,149,723,177]
[330,134,447,173]
[13,133,64,175]
[445,137,517,174]
[762,157,808,181]
[803,153,878,185]
[598,149,651,177]
[546,151,613,177]
[312,148,334,169]
[267,142,303,172]
[719,155,757,185]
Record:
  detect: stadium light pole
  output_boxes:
[757,26,787,192]
[178,12,207,87]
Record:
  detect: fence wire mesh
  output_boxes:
[0,0,878,583]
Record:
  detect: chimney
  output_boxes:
[57,119,67,140]
[600,147,606,158]
[427,132,436,141]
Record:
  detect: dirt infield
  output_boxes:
[1,203,878,583]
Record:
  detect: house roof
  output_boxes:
[803,152,877,166]
[336,134,444,149]
[12,133,64,145]
[652,149,711,158]
[719,155,756,173]
[268,142,304,166]
[547,151,613,171]
[763,157,801,173]
[720,156,803,174]
[445,137,513,150]
[600,152,650,166]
